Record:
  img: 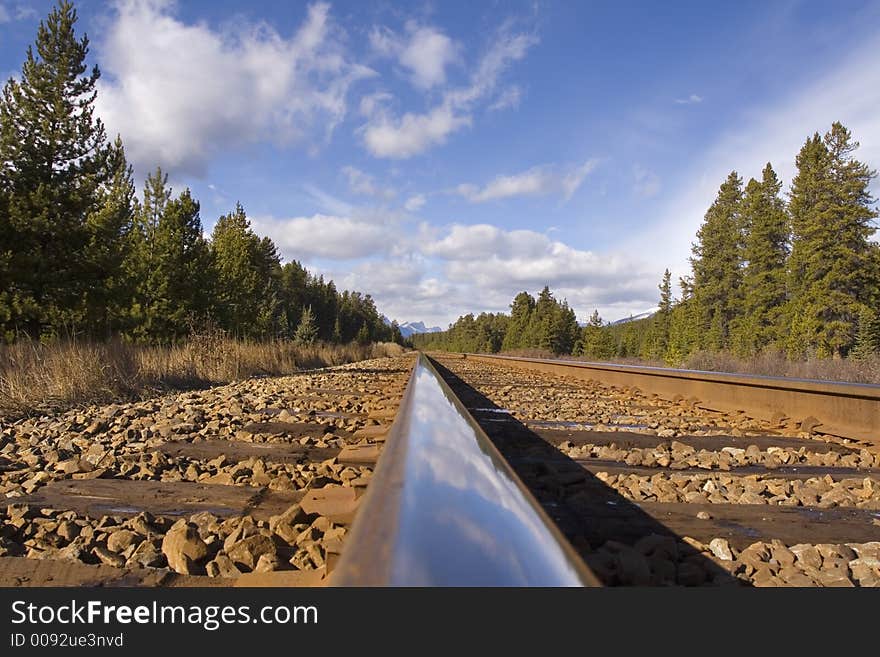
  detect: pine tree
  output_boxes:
[852,306,880,361]
[525,286,556,350]
[665,275,698,365]
[501,292,535,351]
[293,306,318,345]
[0,1,117,337]
[576,309,614,359]
[356,322,371,345]
[786,123,879,358]
[210,203,282,338]
[390,320,403,345]
[82,136,136,336]
[126,169,212,342]
[648,269,673,358]
[548,300,580,354]
[731,164,789,355]
[689,172,744,351]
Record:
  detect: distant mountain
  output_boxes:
[609,311,656,326]
[399,321,442,337]
[382,317,443,337]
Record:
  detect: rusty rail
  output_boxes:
[458,353,880,444]
[330,353,599,586]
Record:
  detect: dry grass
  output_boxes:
[497,348,880,384]
[0,336,407,418]
[681,350,880,384]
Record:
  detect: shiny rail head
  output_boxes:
[331,353,598,587]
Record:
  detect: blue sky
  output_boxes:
[2,1,879,327]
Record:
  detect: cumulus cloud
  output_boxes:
[361,23,538,158]
[341,165,396,200]
[363,104,470,159]
[421,223,658,318]
[456,160,597,202]
[404,194,426,212]
[252,214,394,260]
[674,94,703,105]
[96,1,374,176]
[369,22,458,89]
[633,164,661,198]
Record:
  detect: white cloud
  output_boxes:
[488,85,522,111]
[363,104,470,159]
[96,1,374,176]
[404,194,426,212]
[341,165,395,200]
[370,22,458,90]
[674,94,703,105]
[456,160,597,202]
[0,4,9,22]
[251,214,394,260]
[421,223,658,318]
[361,24,538,158]
[633,164,661,198]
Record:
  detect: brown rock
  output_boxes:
[93,546,125,567]
[107,529,141,554]
[255,552,281,573]
[161,520,209,575]
[206,553,243,578]
[849,559,880,587]
[128,540,163,568]
[56,521,80,542]
[769,541,796,568]
[786,543,819,568]
[226,534,276,571]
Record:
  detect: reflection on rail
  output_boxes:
[331,353,599,586]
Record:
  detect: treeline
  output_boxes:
[0,2,400,346]
[418,122,880,363]
[413,286,583,354]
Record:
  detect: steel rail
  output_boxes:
[458,353,880,444]
[330,353,599,587]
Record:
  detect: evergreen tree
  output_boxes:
[665,276,698,365]
[787,123,879,358]
[0,1,117,337]
[576,309,614,359]
[356,322,370,345]
[689,171,744,351]
[852,306,880,361]
[731,164,789,355]
[82,136,136,336]
[390,320,403,345]
[126,169,212,342]
[501,292,535,351]
[524,286,556,350]
[293,305,318,345]
[210,203,281,338]
[647,269,672,359]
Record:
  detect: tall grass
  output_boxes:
[681,349,880,384]
[0,335,406,418]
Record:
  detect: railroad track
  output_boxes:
[424,353,880,587]
[2,350,878,587]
